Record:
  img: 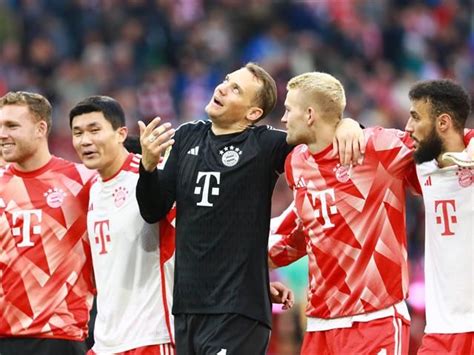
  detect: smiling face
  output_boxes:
[205,67,263,128]
[0,104,47,166]
[405,99,444,164]
[71,111,128,179]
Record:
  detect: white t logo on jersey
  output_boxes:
[309,188,338,229]
[194,172,220,207]
[12,209,42,247]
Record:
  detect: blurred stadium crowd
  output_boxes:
[0,0,471,353]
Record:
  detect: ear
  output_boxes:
[436,113,452,133]
[36,120,48,137]
[117,126,128,144]
[246,107,264,123]
[307,106,317,127]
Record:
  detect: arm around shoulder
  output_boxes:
[268,203,307,267]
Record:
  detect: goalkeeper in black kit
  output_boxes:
[136,62,362,354]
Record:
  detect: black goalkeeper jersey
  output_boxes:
[137,120,293,327]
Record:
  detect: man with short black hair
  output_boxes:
[70,95,176,354]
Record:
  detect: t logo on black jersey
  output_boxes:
[194,172,220,207]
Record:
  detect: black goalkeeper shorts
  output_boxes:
[175,313,270,355]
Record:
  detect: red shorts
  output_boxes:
[301,315,410,355]
[87,343,175,355]
[417,332,473,354]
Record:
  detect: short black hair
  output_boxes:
[408,79,471,132]
[69,95,125,129]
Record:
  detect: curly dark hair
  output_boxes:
[408,79,471,132]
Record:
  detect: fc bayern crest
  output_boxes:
[113,186,129,207]
[44,187,67,208]
[333,163,352,183]
[219,146,242,167]
[457,167,473,188]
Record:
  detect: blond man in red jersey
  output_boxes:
[270,72,421,355]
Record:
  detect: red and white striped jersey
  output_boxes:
[87,153,175,353]
[417,150,474,333]
[270,127,420,319]
[0,157,95,340]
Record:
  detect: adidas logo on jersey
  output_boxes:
[424,176,432,186]
[187,146,199,156]
[295,177,306,189]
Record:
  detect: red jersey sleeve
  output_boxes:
[269,202,307,267]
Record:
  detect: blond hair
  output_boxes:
[0,91,52,135]
[287,72,346,120]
